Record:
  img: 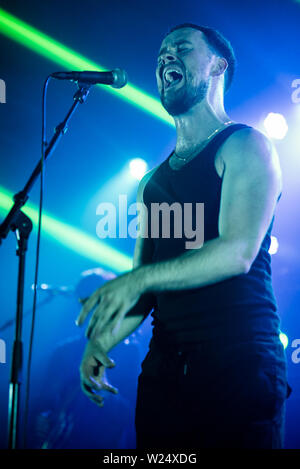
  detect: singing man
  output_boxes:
[76,24,289,448]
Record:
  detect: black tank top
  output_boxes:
[143,123,281,345]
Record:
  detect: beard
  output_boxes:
[160,77,209,117]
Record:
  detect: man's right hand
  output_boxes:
[79,337,118,407]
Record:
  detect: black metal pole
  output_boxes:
[8,212,32,449]
[0,82,91,449]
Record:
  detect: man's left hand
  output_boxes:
[76,270,144,340]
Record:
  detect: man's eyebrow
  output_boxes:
[158,40,193,56]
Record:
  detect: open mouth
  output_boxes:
[163,68,184,89]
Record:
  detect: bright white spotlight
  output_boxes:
[269,235,279,255]
[263,112,288,140]
[129,158,148,180]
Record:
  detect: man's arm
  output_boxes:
[79,166,156,342]
[137,128,282,293]
[80,168,156,341]
[77,128,282,341]
[78,169,156,405]
[112,167,157,337]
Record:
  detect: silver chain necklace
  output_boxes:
[174,120,234,162]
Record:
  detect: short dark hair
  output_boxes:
[166,23,236,93]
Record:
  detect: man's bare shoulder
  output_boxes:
[137,166,160,203]
[220,126,277,167]
[219,125,282,195]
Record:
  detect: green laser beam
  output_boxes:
[0,186,132,273]
[0,7,174,127]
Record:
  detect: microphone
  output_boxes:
[51,68,128,88]
[32,283,75,295]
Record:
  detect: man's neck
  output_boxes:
[173,98,231,156]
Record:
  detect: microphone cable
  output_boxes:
[22,75,52,448]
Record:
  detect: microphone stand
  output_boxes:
[0,81,91,449]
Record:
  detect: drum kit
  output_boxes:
[0,267,148,449]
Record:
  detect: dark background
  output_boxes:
[0,0,299,449]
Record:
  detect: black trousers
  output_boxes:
[135,337,288,449]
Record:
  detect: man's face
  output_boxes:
[156,28,213,116]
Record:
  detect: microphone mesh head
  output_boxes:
[111,68,128,88]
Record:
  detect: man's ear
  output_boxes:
[210,57,228,78]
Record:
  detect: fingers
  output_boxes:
[78,297,88,305]
[90,360,118,394]
[87,302,117,339]
[85,313,98,339]
[92,345,116,369]
[93,307,126,340]
[80,362,104,406]
[76,290,101,326]
[103,382,119,394]
[80,379,104,407]
[90,304,124,340]
[109,309,126,335]
[90,375,119,395]
[85,306,109,339]
[80,358,118,407]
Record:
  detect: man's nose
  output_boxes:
[160,53,177,66]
